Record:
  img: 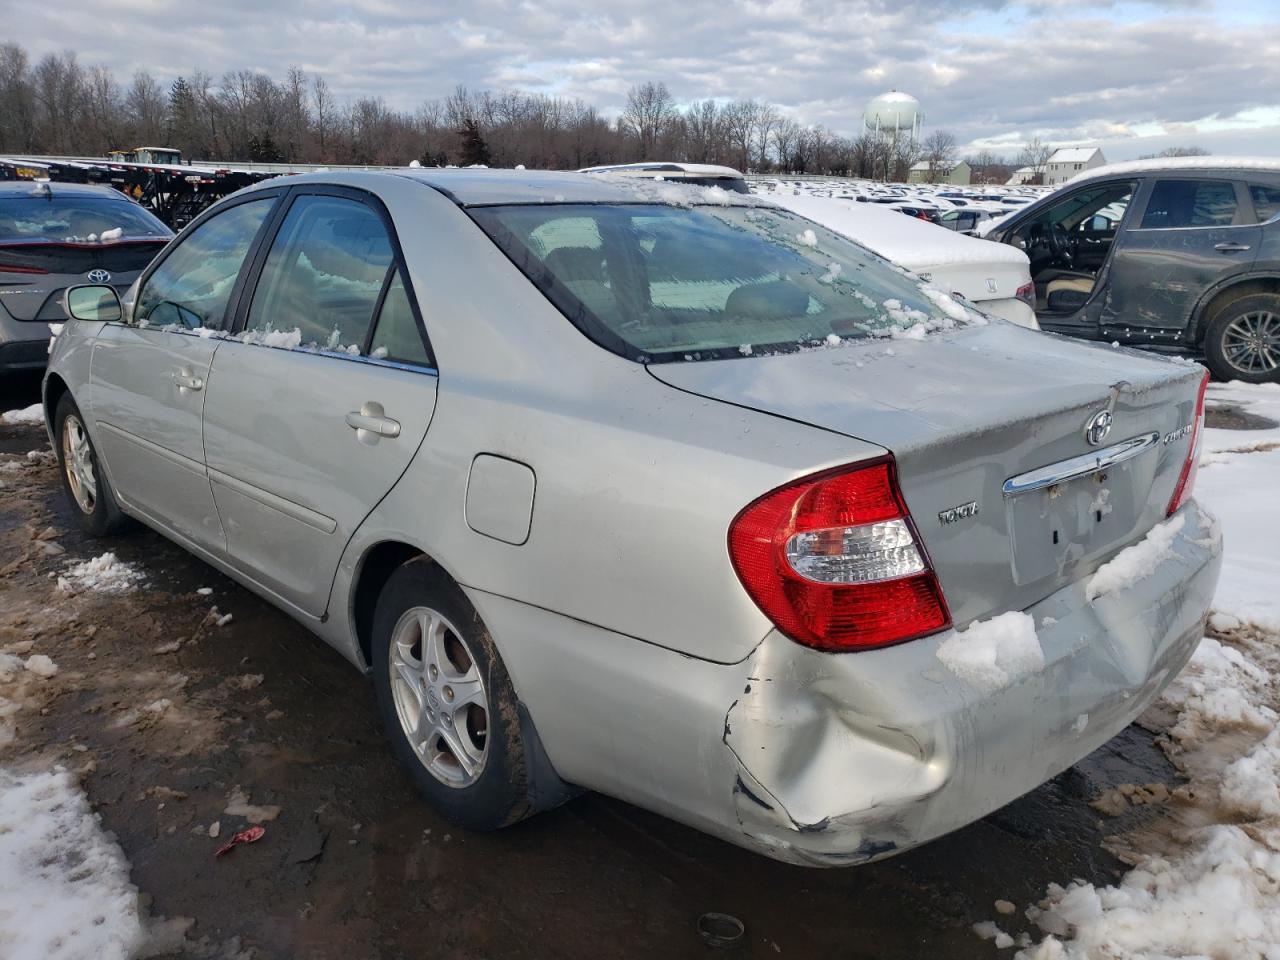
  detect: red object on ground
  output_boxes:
[215,825,266,857]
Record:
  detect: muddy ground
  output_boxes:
[1,373,1189,960]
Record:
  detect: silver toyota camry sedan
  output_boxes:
[42,169,1221,866]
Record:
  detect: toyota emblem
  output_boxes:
[1084,409,1113,446]
[86,269,111,283]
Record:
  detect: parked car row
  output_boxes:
[40,167,1219,866]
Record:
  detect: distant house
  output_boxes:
[907,159,971,185]
[1006,166,1037,186]
[1043,147,1106,185]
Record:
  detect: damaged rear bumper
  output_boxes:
[467,500,1220,868]
[724,499,1221,865]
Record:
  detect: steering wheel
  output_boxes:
[1047,222,1073,264]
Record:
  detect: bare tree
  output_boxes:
[1017,136,1053,183]
[620,81,674,159]
[920,130,958,182]
[311,74,334,158]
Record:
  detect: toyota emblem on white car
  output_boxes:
[86,269,111,283]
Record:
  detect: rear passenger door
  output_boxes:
[1101,177,1259,337]
[201,187,438,617]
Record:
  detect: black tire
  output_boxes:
[1203,293,1280,383]
[53,394,132,537]
[371,559,533,831]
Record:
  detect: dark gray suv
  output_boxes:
[984,158,1280,382]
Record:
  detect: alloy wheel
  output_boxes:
[61,414,97,515]
[388,606,489,787]
[1222,310,1280,374]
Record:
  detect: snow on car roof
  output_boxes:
[1068,155,1280,185]
[255,167,768,208]
[761,191,1029,269]
[577,161,745,179]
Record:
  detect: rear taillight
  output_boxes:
[1015,281,1035,309]
[728,457,951,652]
[1166,369,1210,517]
[0,262,48,275]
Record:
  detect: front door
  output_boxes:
[1100,177,1259,338]
[201,189,438,617]
[89,194,278,549]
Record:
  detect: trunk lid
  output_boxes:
[649,323,1204,628]
[0,239,168,321]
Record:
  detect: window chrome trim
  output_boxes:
[1002,432,1160,498]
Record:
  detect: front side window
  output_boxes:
[244,195,393,353]
[1140,179,1238,229]
[470,202,981,362]
[135,197,273,329]
[1249,184,1280,223]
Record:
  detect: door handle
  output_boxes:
[1215,242,1251,253]
[172,367,204,393]
[345,401,401,444]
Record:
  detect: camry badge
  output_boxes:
[86,269,111,283]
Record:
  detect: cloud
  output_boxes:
[11,0,1280,157]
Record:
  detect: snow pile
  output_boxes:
[56,553,144,595]
[0,768,145,960]
[1,404,43,426]
[238,326,303,350]
[935,611,1043,694]
[1084,513,1185,601]
[1010,628,1280,959]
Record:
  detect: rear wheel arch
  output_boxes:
[352,540,434,669]
[1191,276,1280,345]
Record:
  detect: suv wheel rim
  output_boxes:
[388,606,489,788]
[61,414,97,514]
[1223,310,1280,374]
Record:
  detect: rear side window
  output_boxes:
[1140,180,1238,229]
[244,195,393,353]
[369,269,431,366]
[136,197,273,329]
[1249,184,1280,223]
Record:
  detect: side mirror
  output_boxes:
[64,284,122,323]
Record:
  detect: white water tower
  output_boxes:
[864,90,922,142]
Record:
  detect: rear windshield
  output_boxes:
[0,196,171,243]
[469,202,979,362]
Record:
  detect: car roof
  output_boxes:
[1068,155,1280,186]
[245,167,768,208]
[0,180,137,201]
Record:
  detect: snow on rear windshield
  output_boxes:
[470,203,983,362]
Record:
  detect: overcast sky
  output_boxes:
[12,0,1280,160]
